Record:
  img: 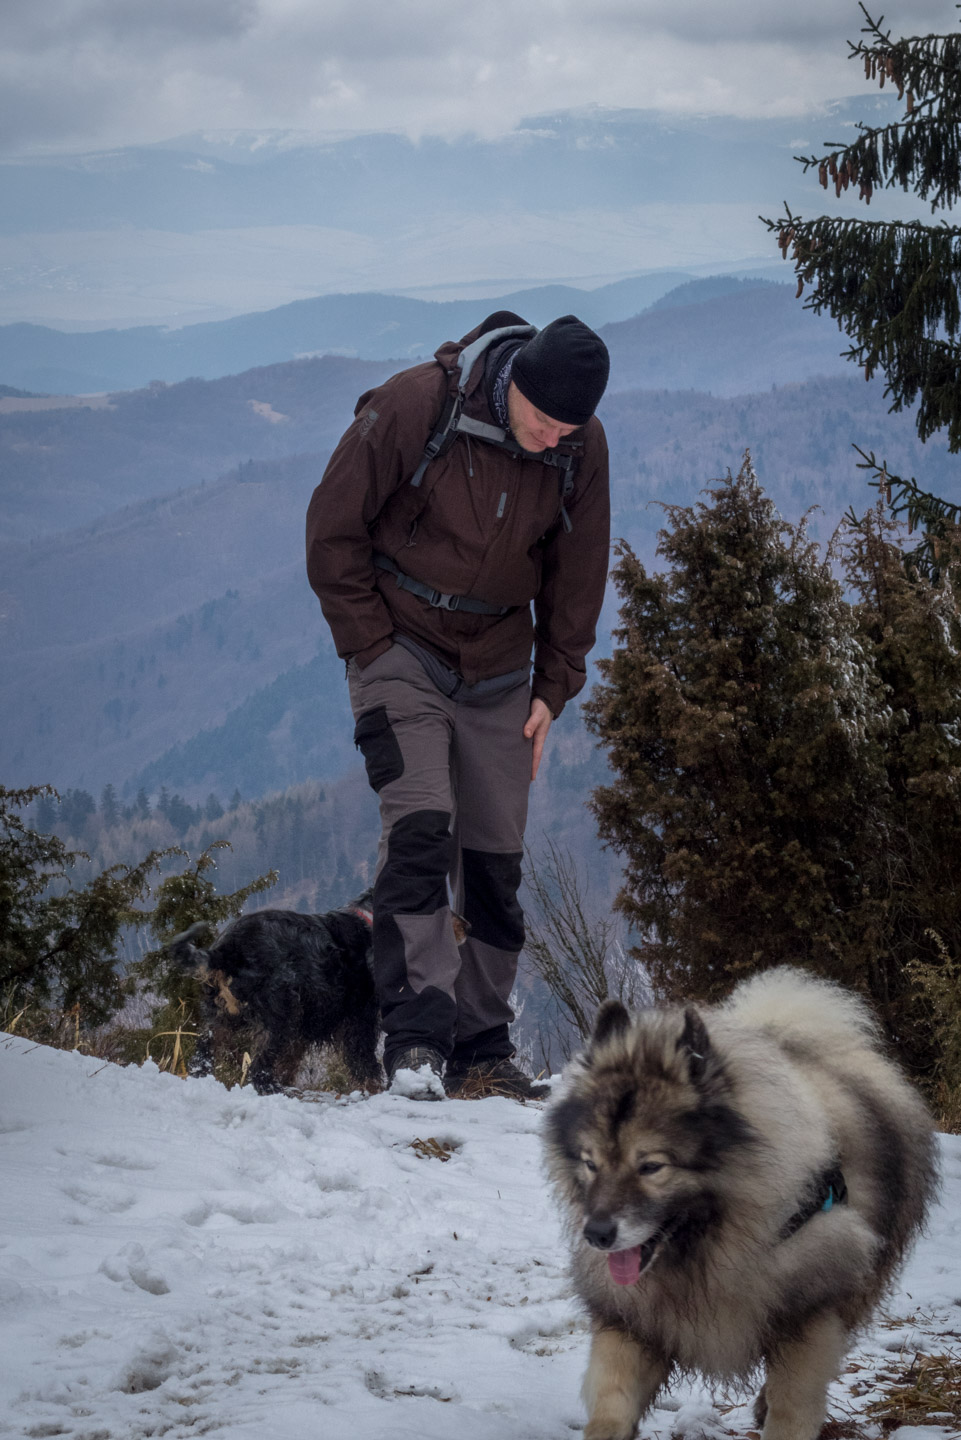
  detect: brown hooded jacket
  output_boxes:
[305,312,610,718]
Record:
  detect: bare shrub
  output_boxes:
[522,840,650,1069]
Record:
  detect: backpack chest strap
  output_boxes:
[373,552,515,616]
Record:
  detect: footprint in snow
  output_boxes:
[93,1150,159,1171]
[99,1242,170,1296]
[62,1180,137,1214]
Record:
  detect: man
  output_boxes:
[306,310,610,1099]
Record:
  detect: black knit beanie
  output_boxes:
[511,315,610,426]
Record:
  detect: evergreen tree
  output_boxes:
[165,793,198,836]
[204,792,224,822]
[100,784,120,828]
[841,506,961,1066]
[133,843,278,1076]
[34,791,57,832]
[586,462,961,1081]
[584,459,888,1001]
[765,4,961,575]
[142,843,276,953]
[58,788,96,837]
[0,785,173,1028]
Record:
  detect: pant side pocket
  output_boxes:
[353,705,405,792]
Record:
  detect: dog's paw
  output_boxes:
[584,1421,637,1440]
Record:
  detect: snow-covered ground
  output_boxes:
[1,1033,959,1440]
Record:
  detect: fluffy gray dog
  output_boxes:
[544,967,938,1440]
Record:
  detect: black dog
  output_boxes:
[165,891,378,1094]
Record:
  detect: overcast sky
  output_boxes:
[4,0,960,157]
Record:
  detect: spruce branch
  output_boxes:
[791,7,961,210]
[779,1,961,577]
[761,208,961,447]
[853,445,961,577]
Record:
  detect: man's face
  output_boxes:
[506,383,580,453]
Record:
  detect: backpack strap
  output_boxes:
[540,449,577,533]
[409,323,535,489]
[408,389,461,489]
[372,553,514,615]
[406,321,581,531]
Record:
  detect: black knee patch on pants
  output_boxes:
[375,809,456,1056]
[353,705,404,792]
[379,810,452,916]
[461,847,524,951]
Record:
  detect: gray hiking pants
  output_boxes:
[347,642,532,1075]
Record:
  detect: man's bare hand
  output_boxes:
[523,698,553,782]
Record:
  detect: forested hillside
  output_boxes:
[0,357,394,541]
[2,372,953,804]
[30,700,618,932]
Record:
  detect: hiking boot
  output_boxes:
[445,1057,550,1101]
[387,1046,446,1101]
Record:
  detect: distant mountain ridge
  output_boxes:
[0,272,701,394]
[602,283,851,396]
[0,278,859,542]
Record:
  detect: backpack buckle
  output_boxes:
[428,589,460,611]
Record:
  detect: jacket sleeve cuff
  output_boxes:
[531,681,565,720]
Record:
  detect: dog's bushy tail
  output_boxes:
[725,965,881,1053]
[163,922,213,973]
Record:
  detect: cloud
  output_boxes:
[6,0,256,47]
[587,0,957,46]
[2,0,958,156]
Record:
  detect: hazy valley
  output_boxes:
[3,271,956,909]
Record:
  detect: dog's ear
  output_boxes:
[163,921,212,971]
[590,999,631,1048]
[677,1008,711,1084]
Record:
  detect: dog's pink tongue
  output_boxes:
[607,1246,642,1286]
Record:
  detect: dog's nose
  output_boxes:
[583,1217,618,1250]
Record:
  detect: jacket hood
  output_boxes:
[433,310,532,391]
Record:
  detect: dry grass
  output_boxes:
[816,1420,872,1439]
[865,1350,961,1426]
[407,1137,457,1162]
[444,1065,550,1101]
[934,1079,961,1136]
[3,998,144,1067]
[445,1072,514,1100]
[143,1020,196,1077]
[1,999,373,1093]
[13,989,952,1124]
